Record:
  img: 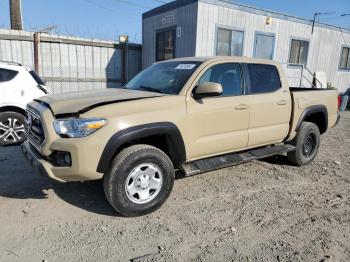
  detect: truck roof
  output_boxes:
[164,56,281,66]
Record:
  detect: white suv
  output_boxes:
[0,61,48,146]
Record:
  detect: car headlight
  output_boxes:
[53,118,107,138]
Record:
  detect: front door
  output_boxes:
[186,63,250,160]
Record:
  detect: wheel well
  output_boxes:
[114,134,178,167]
[97,122,187,174]
[303,112,327,134]
[0,106,25,116]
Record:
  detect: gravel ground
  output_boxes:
[0,112,349,262]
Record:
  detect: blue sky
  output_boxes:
[0,0,349,43]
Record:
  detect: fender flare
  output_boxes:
[295,105,328,133]
[96,122,186,173]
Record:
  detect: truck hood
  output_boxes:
[36,88,166,116]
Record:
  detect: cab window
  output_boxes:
[247,64,281,94]
[198,63,242,96]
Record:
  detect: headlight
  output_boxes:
[53,118,107,138]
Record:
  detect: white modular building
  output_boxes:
[142,0,350,91]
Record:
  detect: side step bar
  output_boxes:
[181,144,295,177]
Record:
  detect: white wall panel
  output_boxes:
[195,1,350,91]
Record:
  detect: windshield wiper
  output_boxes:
[138,85,163,94]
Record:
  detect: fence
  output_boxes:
[0,29,142,94]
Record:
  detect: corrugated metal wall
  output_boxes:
[142,1,198,68]
[195,1,350,91]
[0,29,142,94]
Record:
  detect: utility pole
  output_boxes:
[33,33,40,73]
[9,0,23,30]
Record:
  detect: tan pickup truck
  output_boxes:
[22,57,340,216]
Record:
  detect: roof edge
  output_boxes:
[199,0,350,34]
[142,0,350,34]
[142,0,198,19]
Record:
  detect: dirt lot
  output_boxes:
[0,112,349,262]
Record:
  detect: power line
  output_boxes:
[152,0,171,3]
[109,0,152,9]
[78,0,139,18]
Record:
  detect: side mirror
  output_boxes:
[193,82,223,99]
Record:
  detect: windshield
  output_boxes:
[125,61,201,94]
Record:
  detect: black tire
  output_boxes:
[287,122,320,166]
[0,111,26,146]
[103,144,175,217]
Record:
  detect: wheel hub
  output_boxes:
[136,174,150,189]
[302,133,315,157]
[125,163,163,204]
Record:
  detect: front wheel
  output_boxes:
[0,112,26,146]
[287,122,320,166]
[103,144,175,217]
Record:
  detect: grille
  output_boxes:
[25,107,45,148]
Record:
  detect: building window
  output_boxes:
[339,46,350,70]
[156,28,176,62]
[254,32,275,60]
[216,28,244,56]
[289,39,309,65]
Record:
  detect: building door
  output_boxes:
[254,32,275,60]
[156,28,176,62]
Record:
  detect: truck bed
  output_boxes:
[288,87,339,140]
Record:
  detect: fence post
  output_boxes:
[33,32,40,74]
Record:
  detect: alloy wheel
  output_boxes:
[0,117,25,144]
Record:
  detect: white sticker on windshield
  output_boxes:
[176,64,196,70]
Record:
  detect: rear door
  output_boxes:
[186,63,250,160]
[245,63,291,147]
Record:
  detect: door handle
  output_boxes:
[235,104,249,110]
[277,100,287,105]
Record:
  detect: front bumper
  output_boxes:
[21,141,65,182]
[22,141,104,182]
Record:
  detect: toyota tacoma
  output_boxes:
[22,57,339,216]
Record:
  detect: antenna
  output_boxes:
[311,12,336,34]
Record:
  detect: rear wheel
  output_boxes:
[287,122,320,166]
[0,112,26,146]
[103,144,175,217]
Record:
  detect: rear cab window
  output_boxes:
[0,68,18,83]
[247,64,281,94]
